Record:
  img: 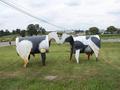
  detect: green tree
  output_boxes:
[0,30,4,36]
[35,24,39,31]
[12,30,16,34]
[106,26,117,34]
[89,27,99,35]
[27,24,46,35]
[41,28,46,34]
[0,29,11,36]
[16,29,21,34]
[27,24,37,36]
[5,29,10,35]
[35,24,42,34]
[36,25,46,34]
[85,30,90,35]
[20,30,26,37]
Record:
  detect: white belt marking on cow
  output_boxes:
[88,39,99,57]
[39,35,49,50]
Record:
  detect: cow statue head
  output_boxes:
[48,32,60,44]
[60,33,74,45]
[60,33,70,44]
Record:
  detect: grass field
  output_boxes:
[100,34,120,39]
[0,34,17,42]
[0,34,120,42]
[0,42,120,90]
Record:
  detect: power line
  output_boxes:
[0,0,66,30]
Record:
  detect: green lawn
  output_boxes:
[0,34,17,42]
[0,43,120,90]
[100,34,120,39]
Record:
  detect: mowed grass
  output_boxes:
[100,34,120,39]
[0,42,120,90]
[0,34,17,42]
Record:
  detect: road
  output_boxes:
[0,41,15,47]
[101,39,120,42]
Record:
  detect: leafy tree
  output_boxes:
[0,30,4,36]
[35,24,42,34]
[0,29,11,36]
[16,29,21,34]
[35,24,39,31]
[85,30,90,35]
[27,24,46,35]
[106,26,117,34]
[20,30,26,37]
[27,24,37,36]
[5,29,10,35]
[12,30,16,34]
[89,27,99,35]
[41,28,46,34]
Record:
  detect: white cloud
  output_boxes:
[0,0,120,31]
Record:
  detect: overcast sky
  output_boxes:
[0,0,120,31]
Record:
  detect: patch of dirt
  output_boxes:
[101,57,120,70]
[84,68,98,75]
[45,75,57,80]
[0,71,22,78]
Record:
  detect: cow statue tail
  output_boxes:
[88,35,100,61]
[16,40,32,67]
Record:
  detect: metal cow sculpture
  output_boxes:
[60,33,101,63]
[16,32,60,67]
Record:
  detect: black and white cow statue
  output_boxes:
[60,33,101,63]
[16,32,60,67]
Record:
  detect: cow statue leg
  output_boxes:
[96,58,98,61]
[86,53,91,60]
[95,50,99,62]
[75,49,80,63]
[23,59,29,68]
[70,47,73,61]
[96,54,99,61]
[41,53,46,66]
[28,55,30,60]
[88,53,90,60]
[40,48,46,66]
[28,54,35,60]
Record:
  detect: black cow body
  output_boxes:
[19,36,46,54]
[17,35,49,66]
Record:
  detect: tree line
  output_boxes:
[85,26,120,35]
[0,25,120,37]
[0,24,46,37]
